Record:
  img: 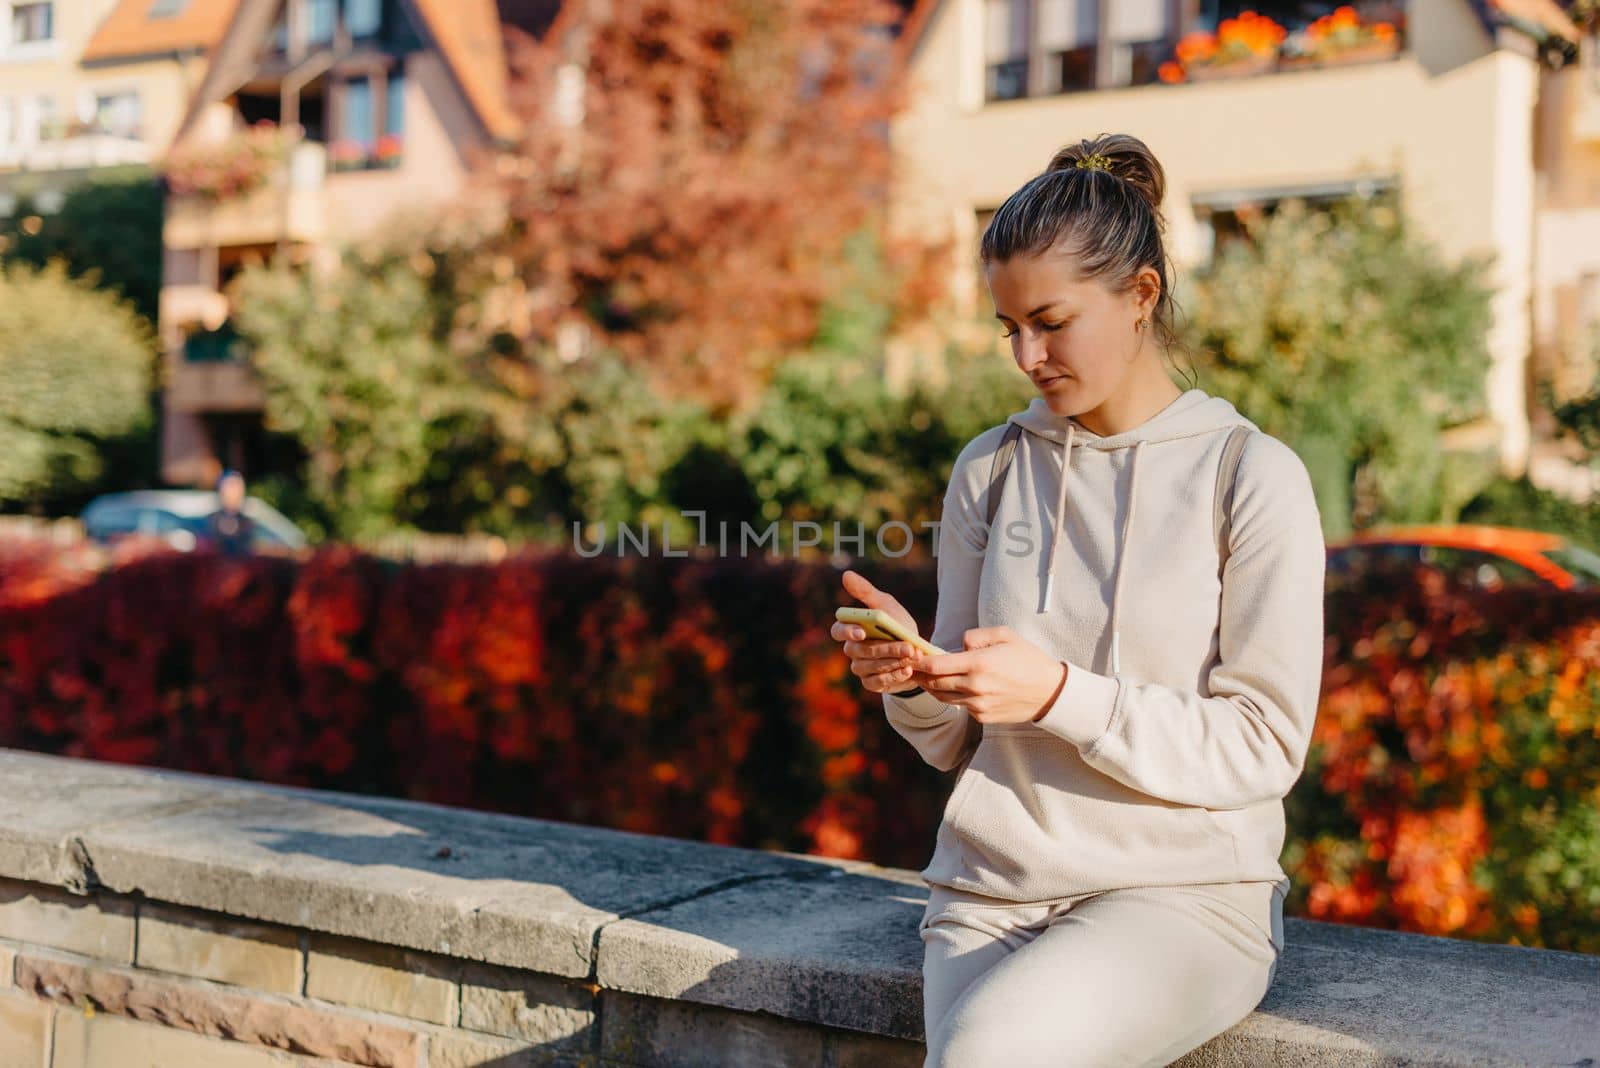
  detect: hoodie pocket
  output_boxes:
[936,730,1240,898]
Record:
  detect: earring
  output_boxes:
[1137,318,1149,331]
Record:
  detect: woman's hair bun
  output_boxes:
[1046,133,1166,222]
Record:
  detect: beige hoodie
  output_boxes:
[885,388,1326,903]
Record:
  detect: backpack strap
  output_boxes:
[984,422,1025,529]
[1213,425,1253,573]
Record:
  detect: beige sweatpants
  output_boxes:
[919,877,1288,1067]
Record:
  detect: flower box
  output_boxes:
[1185,51,1279,80]
[162,122,298,202]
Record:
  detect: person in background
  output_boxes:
[204,469,257,558]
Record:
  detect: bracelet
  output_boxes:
[890,686,925,698]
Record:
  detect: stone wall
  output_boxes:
[0,748,1596,1067]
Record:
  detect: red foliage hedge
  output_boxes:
[2,539,1597,952]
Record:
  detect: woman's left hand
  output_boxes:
[910,626,1069,725]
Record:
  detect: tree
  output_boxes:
[1,167,164,325]
[1180,193,1497,538]
[493,0,933,413]
[231,238,496,540]
[0,261,156,507]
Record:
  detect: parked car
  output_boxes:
[79,490,308,555]
[1326,524,1600,593]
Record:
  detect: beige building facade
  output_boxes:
[156,0,556,484]
[888,0,1600,498]
[0,0,233,210]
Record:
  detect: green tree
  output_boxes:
[232,243,492,540]
[1180,193,1497,538]
[1536,320,1600,460]
[0,261,156,507]
[1,167,164,325]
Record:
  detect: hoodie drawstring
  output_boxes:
[1042,423,1074,607]
[1039,427,1145,676]
[1106,439,1144,674]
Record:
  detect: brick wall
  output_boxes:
[0,877,918,1067]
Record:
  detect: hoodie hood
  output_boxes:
[1006,389,1255,674]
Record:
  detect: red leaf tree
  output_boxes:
[492,0,934,412]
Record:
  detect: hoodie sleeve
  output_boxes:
[880,428,1002,774]
[1033,433,1326,810]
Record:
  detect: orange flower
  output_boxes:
[1175,32,1216,62]
[1158,61,1186,83]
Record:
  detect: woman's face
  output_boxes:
[985,250,1159,420]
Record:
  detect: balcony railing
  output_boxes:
[163,136,327,250]
[983,4,1406,103]
[166,323,265,414]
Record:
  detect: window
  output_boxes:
[985,0,1030,101]
[1417,546,1545,592]
[1038,0,1096,93]
[330,68,403,168]
[11,2,52,44]
[343,75,373,145]
[1105,0,1167,86]
[1543,545,1600,589]
[93,91,142,140]
[1192,180,1397,263]
[986,0,1183,99]
[32,93,56,141]
[306,0,336,45]
[346,0,382,38]
[384,69,404,136]
[1325,543,1422,592]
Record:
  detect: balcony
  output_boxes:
[163,137,327,251]
[982,3,1406,104]
[165,323,265,414]
[0,131,150,173]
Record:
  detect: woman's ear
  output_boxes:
[1136,267,1161,318]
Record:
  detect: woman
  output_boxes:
[831,133,1326,1066]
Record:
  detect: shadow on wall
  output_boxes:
[233,785,928,1054]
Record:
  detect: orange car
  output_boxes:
[1325,525,1600,593]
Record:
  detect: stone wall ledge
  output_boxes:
[2,747,1597,1066]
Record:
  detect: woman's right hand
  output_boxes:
[832,569,924,694]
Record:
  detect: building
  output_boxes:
[887,0,1600,498]
[0,0,236,213]
[156,0,568,484]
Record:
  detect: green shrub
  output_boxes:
[1460,476,1600,551]
[1181,193,1497,538]
[0,261,156,509]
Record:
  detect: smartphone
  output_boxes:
[835,607,945,657]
